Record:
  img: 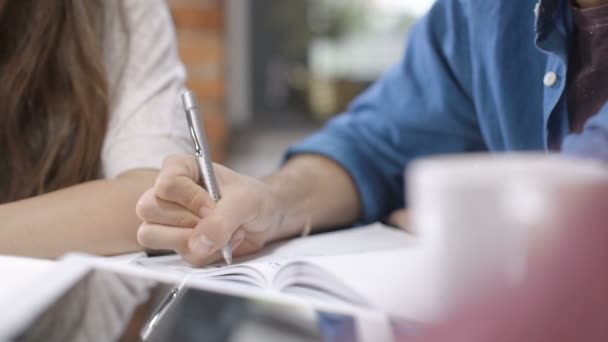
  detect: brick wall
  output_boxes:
[168,0,228,162]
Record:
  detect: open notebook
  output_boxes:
[135,224,429,318]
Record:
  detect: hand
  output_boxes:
[387,209,412,232]
[136,155,282,266]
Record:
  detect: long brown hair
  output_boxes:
[0,0,112,203]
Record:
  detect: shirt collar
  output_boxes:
[536,0,566,33]
[535,0,574,54]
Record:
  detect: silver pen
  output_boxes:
[181,90,233,265]
[139,274,191,341]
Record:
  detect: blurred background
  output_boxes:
[168,0,434,177]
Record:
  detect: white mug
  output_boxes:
[406,152,608,320]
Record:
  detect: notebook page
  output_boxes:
[134,256,268,288]
[236,223,414,264]
[282,248,434,320]
[272,261,372,307]
[134,224,414,291]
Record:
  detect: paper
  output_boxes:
[134,223,424,317]
[136,223,414,273]
[296,249,431,319]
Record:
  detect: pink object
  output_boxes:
[407,184,608,342]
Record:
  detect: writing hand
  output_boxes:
[136,155,282,266]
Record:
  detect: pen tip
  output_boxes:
[222,248,233,266]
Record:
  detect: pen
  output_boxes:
[140,274,191,341]
[181,90,233,265]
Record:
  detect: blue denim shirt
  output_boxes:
[287,0,608,223]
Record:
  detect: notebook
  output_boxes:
[135,223,429,318]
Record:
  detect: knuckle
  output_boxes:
[184,158,200,183]
[177,214,197,228]
[154,175,177,200]
[162,155,199,182]
[135,191,156,220]
[186,190,204,212]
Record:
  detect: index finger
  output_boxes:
[160,155,200,183]
[154,155,215,213]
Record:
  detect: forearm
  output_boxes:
[0,170,157,258]
[264,155,362,241]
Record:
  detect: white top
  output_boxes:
[101,0,193,178]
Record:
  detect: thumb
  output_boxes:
[187,207,242,260]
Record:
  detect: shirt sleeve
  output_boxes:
[286,0,485,223]
[101,0,193,179]
[562,102,608,162]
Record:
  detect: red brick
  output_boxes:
[202,111,229,163]
[177,33,224,66]
[187,78,225,104]
[171,5,224,31]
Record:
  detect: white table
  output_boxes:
[0,253,148,307]
[0,253,394,342]
[0,256,54,305]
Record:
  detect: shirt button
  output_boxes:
[543,72,558,87]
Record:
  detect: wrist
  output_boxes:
[261,170,309,242]
[260,174,289,243]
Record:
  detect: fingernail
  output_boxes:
[190,234,215,255]
[199,207,213,218]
